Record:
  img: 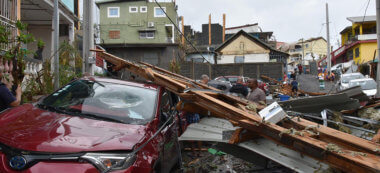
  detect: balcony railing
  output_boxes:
[346,33,376,43]
[356,34,376,41]
[0,0,18,51]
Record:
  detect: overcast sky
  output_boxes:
[176,0,376,48]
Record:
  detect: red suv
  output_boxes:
[0,77,185,173]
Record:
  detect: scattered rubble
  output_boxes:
[181,142,294,173]
[95,50,380,173]
[326,143,343,154]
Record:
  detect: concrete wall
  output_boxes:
[180,61,283,80]
[98,1,177,44]
[358,42,377,63]
[304,39,327,58]
[105,45,179,70]
[26,25,71,61]
[218,54,269,64]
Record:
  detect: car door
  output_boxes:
[158,90,180,172]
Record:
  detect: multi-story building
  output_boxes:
[331,16,377,65]
[96,0,179,68]
[1,0,80,60]
[279,37,327,64]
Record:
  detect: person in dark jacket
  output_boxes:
[0,71,21,112]
[291,79,299,97]
[229,77,248,97]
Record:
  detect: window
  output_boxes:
[305,44,309,48]
[234,56,245,63]
[108,7,119,18]
[41,80,158,125]
[129,6,138,13]
[139,31,155,39]
[109,30,120,39]
[154,7,166,17]
[159,90,175,127]
[240,42,245,50]
[140,6,147,13]
[165,24,174,43]
[355,47,359,58]
[59,24,69,36]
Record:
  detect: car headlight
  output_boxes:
[80,153,136,172]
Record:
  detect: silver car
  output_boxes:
[338,73,365,91]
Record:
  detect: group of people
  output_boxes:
[318,68,335,81]
[201,74,266,104]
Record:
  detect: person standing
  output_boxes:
[200,74,209,84]
[290,72,296,80]
[247,79,266,103]
[298,64,303,75]
[291,79,299,97]
[0,71,22,112]
[229,77,248,97]
[283,73,288,83]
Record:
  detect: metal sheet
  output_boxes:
[179,117,329,172]
[279,93,360,113]
[337,86,369,102]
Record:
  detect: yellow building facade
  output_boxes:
[332,16,377,65]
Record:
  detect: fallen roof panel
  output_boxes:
[179,117,330,173]
[279,93,360,113]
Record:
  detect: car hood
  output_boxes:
[0,104,148,153]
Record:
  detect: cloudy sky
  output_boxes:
[176,0,376,47]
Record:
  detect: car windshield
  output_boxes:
[341,74,364,83]
[348,80,377,90]
[39,79,157,125]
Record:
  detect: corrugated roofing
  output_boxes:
[347,15,376,23]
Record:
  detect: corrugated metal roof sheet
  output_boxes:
[347,15,376,23]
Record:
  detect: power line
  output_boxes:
[362,0,371,23]
[153,0,211,65]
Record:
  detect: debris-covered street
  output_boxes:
[0,0,379,172]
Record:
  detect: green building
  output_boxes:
[96,0,180,69]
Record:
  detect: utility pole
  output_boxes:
[223,14,226,42]
[181,16,185,45]
[301,38,305,65]
[53,0,59,90]
[209,14,211,46]
[326,3,331,73]
[83,0,94,74]
[376,0,380,97]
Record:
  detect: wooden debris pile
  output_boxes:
[93,49,380,173]
[260,75,327,96]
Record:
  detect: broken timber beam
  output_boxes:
[92,50,380,173]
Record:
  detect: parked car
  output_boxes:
[214,76,248,85]
[338,73,365,91]
[0,77,185,173]
[348,78,377,97]
[208,80,232,91]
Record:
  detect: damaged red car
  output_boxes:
[0,77,185,173]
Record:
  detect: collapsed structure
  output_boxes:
[93,49,380,173]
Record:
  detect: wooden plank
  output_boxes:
[92,50,380,173]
